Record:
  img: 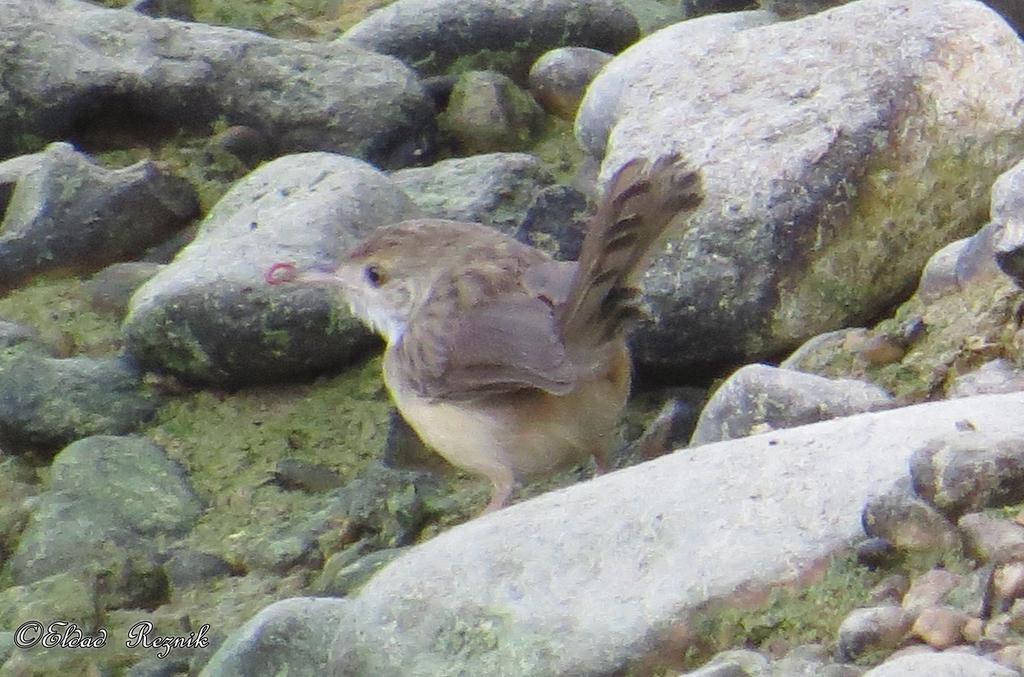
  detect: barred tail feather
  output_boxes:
[557,154,703,352]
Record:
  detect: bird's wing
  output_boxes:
[393,266,577,400]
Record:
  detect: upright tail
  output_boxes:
[556,155,703,353]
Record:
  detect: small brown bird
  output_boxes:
[269,156,703,512]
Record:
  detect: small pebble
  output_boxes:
[911,606,969,649]
[269,459,344,494]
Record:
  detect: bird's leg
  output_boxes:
[482,467,515,513]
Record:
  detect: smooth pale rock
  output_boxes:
[341,0,638,81]
[575,11,776,157]
[390,153,555,233]
[0,143,197,289]
[954,221,1008,289]
[581,0,1024,373]
[862,652,1018,677]
[0,0,433,166]
[918,238,970,302]
[123,153,417,385]
[690,363,893,445]
[306,394,1024,675]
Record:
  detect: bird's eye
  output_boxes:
[364,265,385,287]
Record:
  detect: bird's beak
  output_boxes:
[265,261,351,288]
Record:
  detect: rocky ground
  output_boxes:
[1,0,1024,675]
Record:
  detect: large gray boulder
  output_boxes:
[200,393,1024,676]
[0,143,197,289]
[342,0,638,81]
[579,0,1024,374]
[575,11,777,157]
[0,0,434,167]
[123,153,418,385]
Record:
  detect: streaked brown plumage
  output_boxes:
[283,155,703,512]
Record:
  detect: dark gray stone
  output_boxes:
[342,0,638,82]
[0,349,157,452]
[617,392,703,468]
[0,143,197,289]
[759,0,849,17]
[391,153,555,234]
[123,153,417,385]
[0,0,434,167]
[164,549,235,589]
[126,0,193,20]
[125,656,192,677]
[515,183,591,261]
[683,0,759,18]
[855,537,898,570]
[910,431,1024,519]
[271,459,344,494]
